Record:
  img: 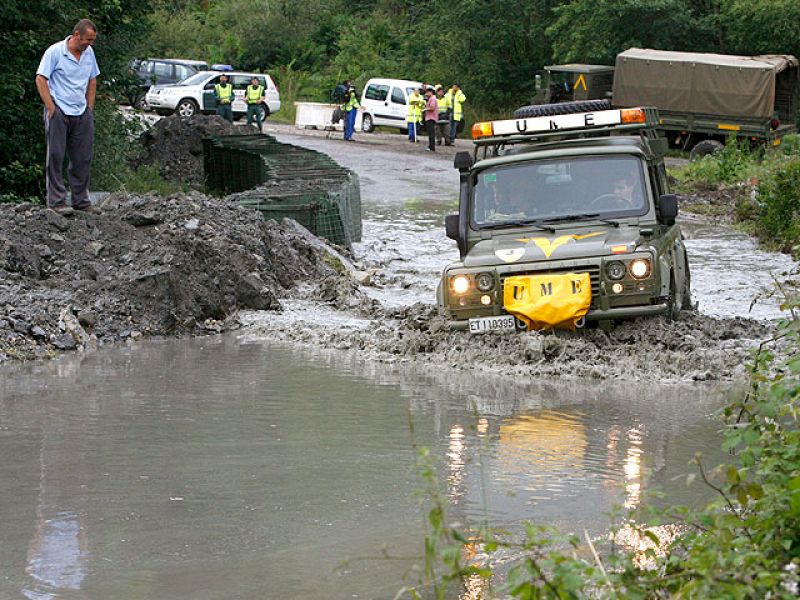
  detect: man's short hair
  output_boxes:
[74,19,97,35]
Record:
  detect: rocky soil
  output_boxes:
[0,193,343,362]
[134,114,258,187]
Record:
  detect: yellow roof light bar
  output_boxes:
[472,121,494,139]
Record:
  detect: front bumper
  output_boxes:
[446,302,668,331]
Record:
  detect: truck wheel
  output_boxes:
[176,99,198,118]
[513,99,612,119]
[362,113,375,132]
[689,139,724,161]
[667,271,684,321]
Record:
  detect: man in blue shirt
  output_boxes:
[35,19,100,215]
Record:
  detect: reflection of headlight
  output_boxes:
[451,275,470,295]
[475,272,495,292]
[629,259,651,279]
[605,261,626,280]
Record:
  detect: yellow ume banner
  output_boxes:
[503,272,592,330]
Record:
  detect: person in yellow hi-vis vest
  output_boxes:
[245,76,265,131]
[435,86,450,146]
[214,74,234,122]
[445,82,466,145]
[407,88,424,142]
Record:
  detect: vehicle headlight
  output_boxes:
[450,275,471,295]
[605,261,626,280]
[629,258,651,279]
[475,272,495,292]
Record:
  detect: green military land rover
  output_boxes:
[437,101,691,333]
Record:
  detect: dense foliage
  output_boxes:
[3,0,800,201]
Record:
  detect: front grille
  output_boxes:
[501,265,601,308]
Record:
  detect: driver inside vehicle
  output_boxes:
[591,171,643,211]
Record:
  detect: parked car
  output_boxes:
[145,70,281,119]
[128,58,210,107]
[359,78,424,133]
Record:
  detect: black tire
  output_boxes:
[260,103,270,119]
[513,99,612,119]
[155,109,172,117]
[689,139,724,161]
[667,271,684,321]
[362,113,375,133]
[233,113,244,121]
[175,98,198,118]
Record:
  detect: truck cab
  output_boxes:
[533,64,615,104]
[438,103,690,332]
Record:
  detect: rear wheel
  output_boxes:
[362,113,375,132]
[175,98,198,118]
[689,139,724,161]
[513,99,612,119]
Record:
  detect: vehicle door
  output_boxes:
[152,61,176,85]
[201,74,222,112]
[389,86,408,123]
[363,83,391,126]
[230,74,251,114]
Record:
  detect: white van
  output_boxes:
[360,78,424,132]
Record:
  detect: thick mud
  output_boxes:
[0,194,341,362]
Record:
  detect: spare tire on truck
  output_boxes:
[689,139,724,161]
[513,99,612,119]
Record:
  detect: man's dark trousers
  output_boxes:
[425,119,436,151]
[44,106,94,209]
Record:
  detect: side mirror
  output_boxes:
[658,194,678,225]
[445,214,460,240]
[454,151,473,173]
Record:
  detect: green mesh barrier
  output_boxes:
[203,134,362,247]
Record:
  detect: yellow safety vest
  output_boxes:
[246,84,264,104]
[215,83,233,104]
[446,89,466,121]
[407,93,423,123]
[437,96,450,112]
[344,90,360,111]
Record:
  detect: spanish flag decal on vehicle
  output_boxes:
[517,232,603,259]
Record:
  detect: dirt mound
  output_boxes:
[0,193,340,362]
[135,115,259,187]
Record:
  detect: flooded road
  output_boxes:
[0,128,793,598]
[1,337,729,599]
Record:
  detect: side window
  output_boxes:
[365,84,389,101]
[174,65,191,81]
[390,87,406,105]
[153,62,173,78]
[231,75,250,90]
[139,60,152,73]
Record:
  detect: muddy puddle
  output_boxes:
[0,335,732,599]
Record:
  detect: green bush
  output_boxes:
[754,155,800,255]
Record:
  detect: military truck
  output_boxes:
[437,101,690,332]
[532,64,616,105]
[525,49,800,160]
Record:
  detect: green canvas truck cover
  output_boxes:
[613,48,799,119]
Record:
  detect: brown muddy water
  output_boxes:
[0,129,794,599]
[1,335,730,600]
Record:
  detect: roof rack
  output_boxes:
[471,106,661,149]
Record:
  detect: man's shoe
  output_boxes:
[74,204,101,214]
[49,205,74,216]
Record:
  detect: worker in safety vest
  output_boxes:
[435,86,450,146]
[214,74,234,122]
[341,82,360,141]
[407,88,424,142]
[445,82,466,145]
[245,76,265,131]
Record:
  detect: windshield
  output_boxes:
[176,72,210,86]
[472,155,648,227]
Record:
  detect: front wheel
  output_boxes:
[689,139,724,161]
[362,113,374,132]
[175,98,198,118]
[667,272,685,321]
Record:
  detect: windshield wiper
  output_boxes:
[543,213,620,227]
[489,219,557,233]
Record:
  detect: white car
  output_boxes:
[145,70,281,119]
[359,78,424,133]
